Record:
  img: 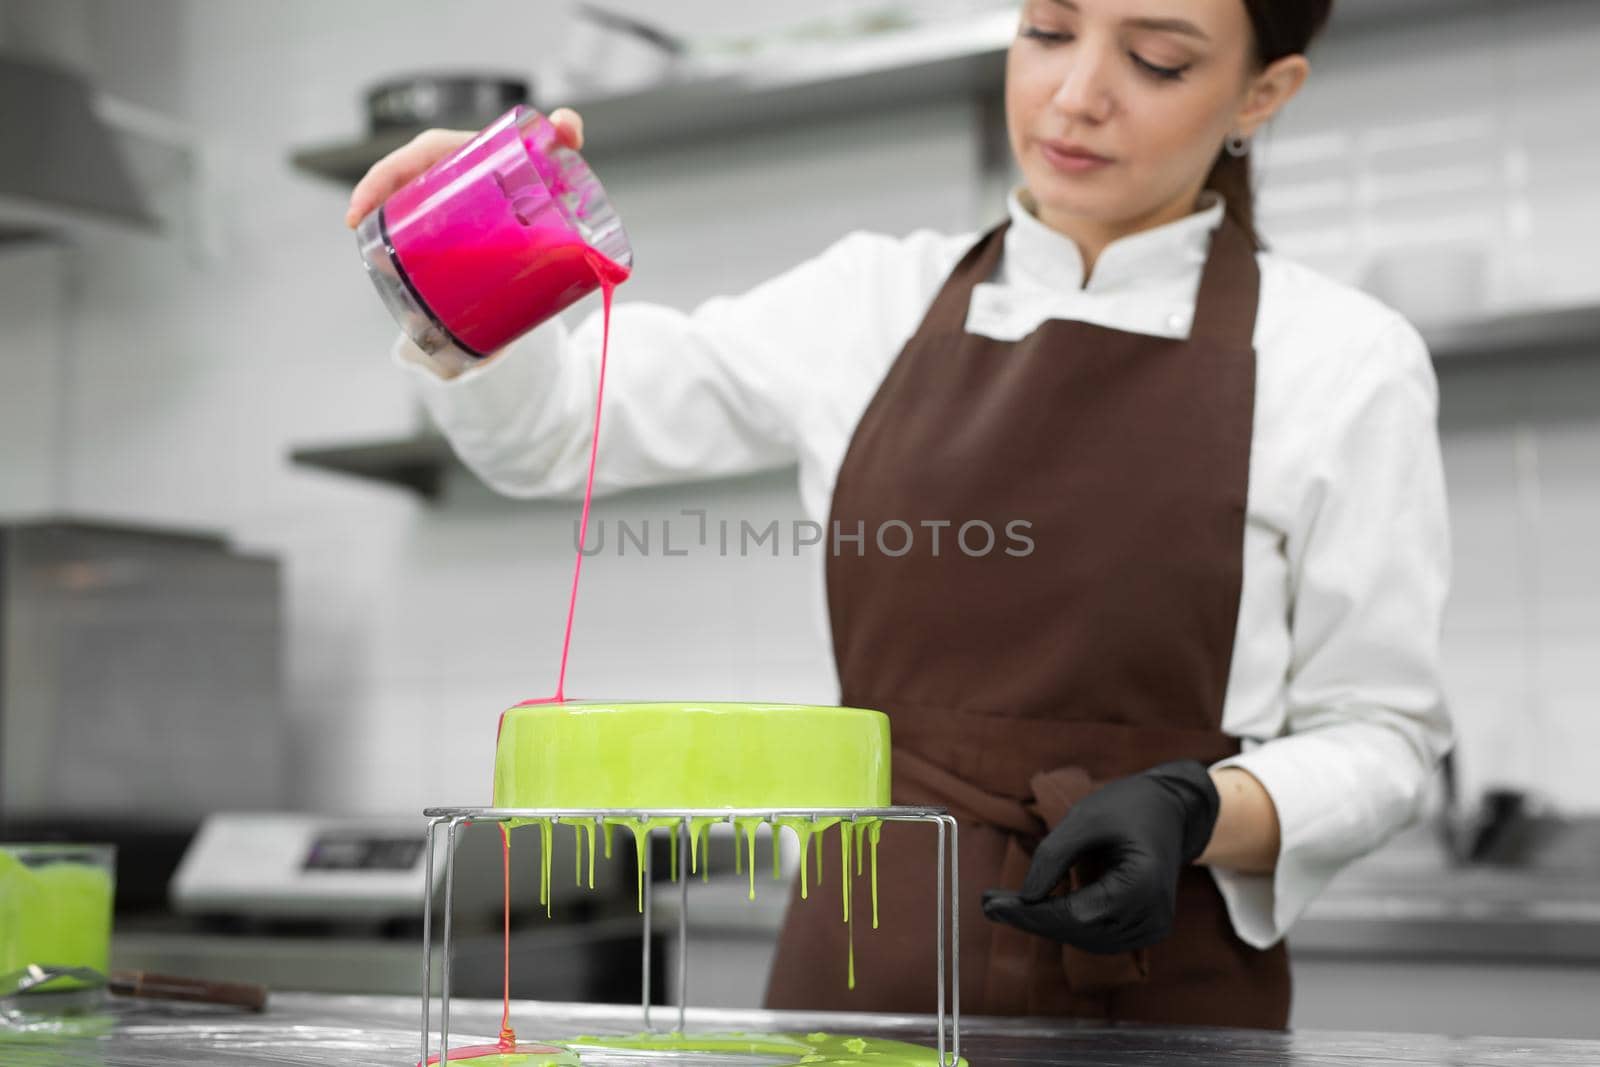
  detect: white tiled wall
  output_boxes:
[0,243,65,515]
[1,0,1597,816]
[1251,4,1600,812]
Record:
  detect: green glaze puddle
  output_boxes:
[434,1033,964,1067]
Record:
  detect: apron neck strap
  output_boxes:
[916,223,1009,338]
[1187,214,1261,351]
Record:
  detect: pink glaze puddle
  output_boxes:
[425,1040,567,1066]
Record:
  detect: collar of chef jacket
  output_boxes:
[966,188,1227,344]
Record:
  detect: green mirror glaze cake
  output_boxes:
[492,701,891,810]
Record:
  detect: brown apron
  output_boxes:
[763,213,1291,1028]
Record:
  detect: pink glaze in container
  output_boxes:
[356,106,632,372]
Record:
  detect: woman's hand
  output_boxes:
[981,760,1223,954]
[344,108,586,228]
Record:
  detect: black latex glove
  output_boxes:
[981,759,1220,954]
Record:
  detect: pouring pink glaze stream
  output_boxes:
[486,247,627,1051]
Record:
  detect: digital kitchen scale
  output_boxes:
[171,813,511,923]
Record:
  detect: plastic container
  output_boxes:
[0,843,116,991]
[356,106,632,374]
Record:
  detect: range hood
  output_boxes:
[0,53,159,240]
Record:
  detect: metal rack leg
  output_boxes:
[677,818,689,1034]
[641,825,653,1032]
[935,816,947,1067]
[421,817,443,1067]
[943,814,961,1067]
[439,817,463,1065]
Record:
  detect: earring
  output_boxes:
[1225,133,1251,158]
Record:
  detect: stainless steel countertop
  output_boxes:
[6,993,1600,1066]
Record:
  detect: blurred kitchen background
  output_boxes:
[2,0,1598,1041]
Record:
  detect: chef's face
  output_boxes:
[1006,0,1301,235]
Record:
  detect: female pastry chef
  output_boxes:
[348,0,1451,1029]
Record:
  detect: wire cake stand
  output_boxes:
[419,806,962,1067]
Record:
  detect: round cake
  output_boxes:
[492,701,890,810]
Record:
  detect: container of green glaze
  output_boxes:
[0,843,116,993]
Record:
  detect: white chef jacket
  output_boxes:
[394,189,1454,951]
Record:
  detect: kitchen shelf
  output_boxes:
[293,303,1600,500]
[1425,302,1600,362]
[0,59,164,243]
[0,195,156,244]
[291,8,1015,184]
[291,435,454,500]
[288,0,1541,186]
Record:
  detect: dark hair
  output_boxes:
[1206,0,1334,248]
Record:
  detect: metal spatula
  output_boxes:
[0,963,267,1011]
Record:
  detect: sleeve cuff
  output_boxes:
[390,325,567,444]
[391,337,482,381]
[1206,746,1347,949]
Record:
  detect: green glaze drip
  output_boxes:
[688,817,718,881]
[629,821,648,911]
[529,818,546,911]
[821,819,843,886]
[572,822,582,887]
[841,822,855,990]
[869,821,881,929]
[561,1030,966,1067]
[788,822,811,899]
[839,823,852,925]
[848,903,856,991]
[773,817,840,903]
[669,826,679,883]
[596,816,683,912]
[540,819,553,918]
[815,822,824,887]
[736,817,763,901]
